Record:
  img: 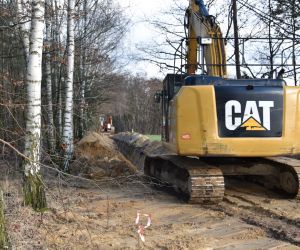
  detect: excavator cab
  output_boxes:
[161,74,186,141]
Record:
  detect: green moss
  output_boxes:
[0,190,9,249]
[23,174,47,211]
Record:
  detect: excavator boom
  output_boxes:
[186,0,227,77]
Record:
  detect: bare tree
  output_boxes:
[17,0,31,63]
[45,0,55,154]
[23,0,46,210]
[232,0,241,78]
[62,0,75,171]
[78,0,87,138]
[112,76,161,134]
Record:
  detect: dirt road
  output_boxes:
[3,171,300,249]
[1,133,299,249]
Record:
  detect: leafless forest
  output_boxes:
[0,0,300,249]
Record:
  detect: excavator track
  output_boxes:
[265,157,300,199]
[144,155,300,204]
[144,155,225,203]
[188,167,225,203]
[203,156,300,199]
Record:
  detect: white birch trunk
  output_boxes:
[58,79,63,136]
[24,0,45,175]
[45,2,55,154]
[54,0,63,137]
[62,0,75,171]
[17,0,31,62]
[23,0,47,210]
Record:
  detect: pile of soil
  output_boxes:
[70,132,136,179]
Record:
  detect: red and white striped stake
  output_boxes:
[135,211,152,243]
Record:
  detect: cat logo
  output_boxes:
[225,100,274,131]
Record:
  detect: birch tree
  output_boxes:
[23,0,46,210]
[17,0,31,63]
[45,1,55,155]
[62,0,75,171]
[53,0,63,138]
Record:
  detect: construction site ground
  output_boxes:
[1,133,300,249]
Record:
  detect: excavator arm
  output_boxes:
[186,0,227,77]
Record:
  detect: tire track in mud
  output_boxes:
[146,176,300,248]
[113,133,300,248]
[226,193,300,228]
[147,173,300,246]
[212,182,300,247]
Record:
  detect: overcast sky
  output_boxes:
[115,0,297,84]
[117,0,185,78]
[115,0,225,79]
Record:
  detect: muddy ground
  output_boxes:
[0,166,299,249]
[0,133,299,249]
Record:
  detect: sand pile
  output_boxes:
[71,132,136,179]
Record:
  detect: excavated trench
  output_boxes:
[112,132,172,171]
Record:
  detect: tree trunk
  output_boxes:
[17,0,31,63]
[268,0,274,79]
[58,79,63,137]
[45,1,55,155]
[232,0,241,79]
[23,174,47,210]
[62,0,75,171]
[0,189,8,249]
[23,0,47,210]
[79,57,86,139]
[79,0,87,139]
[54,0,63,139]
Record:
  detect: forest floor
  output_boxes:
[0,133,300,249]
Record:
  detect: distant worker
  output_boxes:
[107,116,113,131]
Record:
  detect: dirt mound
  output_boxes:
[76,132,116,159]
[71,132,136,179]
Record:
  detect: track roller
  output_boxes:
[266,157,300,199]
[144,155,225,204]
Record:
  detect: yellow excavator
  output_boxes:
[146,0,300,203]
